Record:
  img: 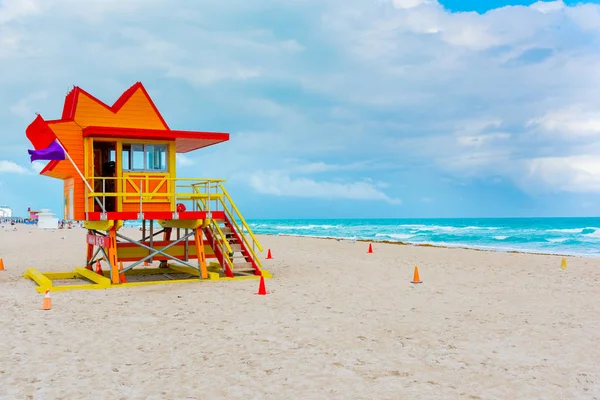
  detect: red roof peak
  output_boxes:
[60,82,169,130]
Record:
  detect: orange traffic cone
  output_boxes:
[119,261,127,283]
[367,243,373,253]
[41,289,52,310]
[0,258,4,271]
[144,260,149,266]
[266,249,273,259]
[255,276,269,295]
[95,260,103,276]
[411,266,422,284]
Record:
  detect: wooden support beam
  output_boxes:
[108,227,120,284]
[195,228,208,279]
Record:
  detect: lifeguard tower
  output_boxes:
[23,82,268,292]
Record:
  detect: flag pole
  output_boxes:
[55,139,106,214]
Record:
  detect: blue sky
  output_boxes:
[2,0,600,219]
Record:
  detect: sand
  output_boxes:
[1,226,600,399]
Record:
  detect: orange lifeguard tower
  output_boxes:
[23,82,268,292]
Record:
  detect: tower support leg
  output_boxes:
[194,228,208,279]
[108,226,120,284]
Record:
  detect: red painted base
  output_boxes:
[85,210,226,221]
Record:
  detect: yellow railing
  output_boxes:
[193,183,264,271]
[84,176,227,213]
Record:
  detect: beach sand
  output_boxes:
[1,227,600,399]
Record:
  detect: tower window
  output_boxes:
[122,144,167,171]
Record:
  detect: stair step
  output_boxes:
[218,246,244,254]
[221,227,233,233]
[230,254,248,259]
[235,270,256,276]
[232,262,253,269]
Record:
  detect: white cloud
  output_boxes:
[530,0,565,14]
[526,107,600,138]
[249,170,402,204]
[566,3,600,32]
[288,161,372,174]
[31,161,45,173]
[166,65,262,86]
[232,158,401,203]
[58,0,158,23]
[393,0,435,10]
[456,132,511,147]
[441,18,500,51]
[2,0,600,209]
[176,154,196,167]
[0,0,42,24]
[524,155,600,193]
[9,91,47,119]
[454,118,509,147]
[0,160,30,174]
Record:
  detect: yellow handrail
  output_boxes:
[219,184,263,252]
[195,198,242,272]
[85,177,227,204]
[214,185,263,270]
[217,198,264,271]
[193,185,264,271]
[207,218,233,254]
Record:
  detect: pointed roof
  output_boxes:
[36,82,229,176]
[59,82,170,129]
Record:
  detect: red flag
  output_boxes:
[26,114,56,150]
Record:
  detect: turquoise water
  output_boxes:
[246,218,600,257]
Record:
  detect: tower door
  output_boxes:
[64,178,74,220]
[92,141,117,212]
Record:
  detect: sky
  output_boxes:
[2,0,600,219]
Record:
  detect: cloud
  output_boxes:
[9,91,47,119]
[287,161,374,174]
[524,155,600,193]
[0,0,42,24]
[31,161,45,173]
[0,160,31,174]
[456,132,511,148]
[393,0,434,10]
[530,0,565,14]
[176,154,195,167]
[2,0,600,216]
[249,170,402,204]
[166,66,261,86]
[526,106,600,138]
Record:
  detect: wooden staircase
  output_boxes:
[192,182,264,278]
[203,214,262,277]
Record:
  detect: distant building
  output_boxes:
[0,205,12,218]
[37,209,59,229]
[27,207,44,220]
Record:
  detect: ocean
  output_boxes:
[246,217,600,257]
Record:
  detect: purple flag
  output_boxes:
[28,139,66,162]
